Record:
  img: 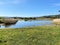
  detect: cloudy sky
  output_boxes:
[0,0,60,17]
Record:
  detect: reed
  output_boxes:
[53,19,60,24]
[0,19,18,24]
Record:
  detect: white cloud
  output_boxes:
[0,0,26,5]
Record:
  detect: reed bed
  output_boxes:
[53,19,60,24]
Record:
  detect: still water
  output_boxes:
[0,20,53,28]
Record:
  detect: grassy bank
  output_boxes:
[0,26,60,45]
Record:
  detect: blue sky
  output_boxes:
[0,0,60,17]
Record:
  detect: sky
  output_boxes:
[0,0,60,17]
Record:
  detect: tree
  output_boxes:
[58,10,60,12]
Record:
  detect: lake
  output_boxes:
[0,20,53,28]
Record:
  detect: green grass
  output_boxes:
[0,26,60,45]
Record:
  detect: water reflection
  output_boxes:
[0,21,18,28]
[4,22,17,27]
[0,20,53,28]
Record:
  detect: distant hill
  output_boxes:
[0,14,60,20]
[41,14,60,19]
